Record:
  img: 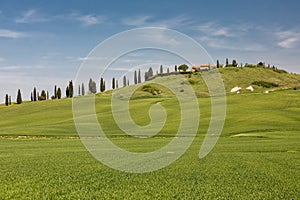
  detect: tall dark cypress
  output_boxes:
[123,76,127,87]
[81,83,85,96]
[54,85,57,99]
[16,89,22,104]
[134,70,137,84]
[33,87,37,101]
[138,69,141,83]
[66,86,70,98]
[5,94,8,106]
[69,80,73,97]
[57,88,61,99]
[112,77,115,89]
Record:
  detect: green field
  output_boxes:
[0,69,300,199]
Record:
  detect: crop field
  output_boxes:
[0,89,300,199]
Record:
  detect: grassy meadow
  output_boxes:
[0,69,300,199]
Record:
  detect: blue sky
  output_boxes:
[1,0,300,101]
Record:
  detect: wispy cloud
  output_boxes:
[122,15,153,26]
[0,57,5,62]
[196,22,234,37]
[15,9,48,24]
[122,15,191,29]
[0,65,45,71]
[71,12,106,26]
[0,29,27,38]
[276,30,300,48]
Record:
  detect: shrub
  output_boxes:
[252,81,278,88]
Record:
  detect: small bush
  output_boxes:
[252,81,279,88]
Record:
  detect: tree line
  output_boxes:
[4,59,283,106]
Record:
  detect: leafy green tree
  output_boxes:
[88,78,97,94]
[39,90,46,101]
[178,64,189,72]
[144,72,149,81]
[16,89,22,104]
[148,67,153,77]
[138,69,141,83]
[232,59,237,67]
[69,80,73,97]
[57,88,61,99]
[5,94,8,106]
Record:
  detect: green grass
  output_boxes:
[0,69,300,199]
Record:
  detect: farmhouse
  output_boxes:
[192,64,216,72]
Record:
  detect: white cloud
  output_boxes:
[122,15,191,29]
[0,65,45,71]
[278,37,299,48]
[276,30,300,48]
[123,16,153,26]
[15,9,48,24]
[0,29,27,38]
[0,57,5,62]
[71,12,106,26]
[196,22,234,37]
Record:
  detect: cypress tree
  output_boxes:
[225,58,229,67]
[217,60,220,68]
[78,85,81,96]
[175,65,178,72]
[54,85,57,99]
[16,89,22,104]
[167,68,170,73]
[69,80,73,97]
[66,86,70,98]
[81,83,85,96]
[33,87,37,101]
[31,92,33,101]
[5,94,8,106]
[160,65,163,74]
[47,91,49,100]
[112,77,115,89]
[116,80,118,89]
[57,88,61,99]
[9,96,11,105]
[134,70,137,84]
[145,72,149,81]
[100,77,105,92]
[138,69,141,83]
[123,76,127,87]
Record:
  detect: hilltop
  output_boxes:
[132,66,300,98]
